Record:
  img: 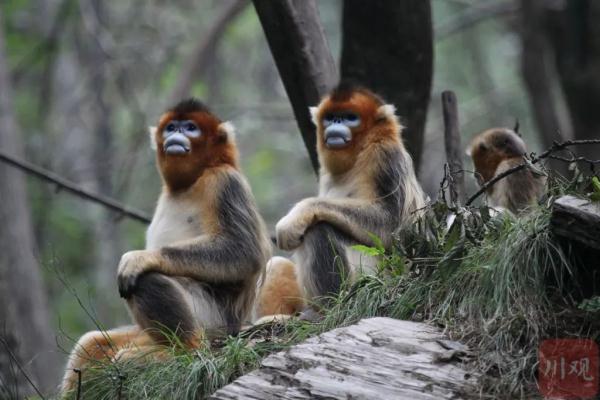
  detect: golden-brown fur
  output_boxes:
[255,257,304,318]
[467,127,546,213]
[255,85,425,320]
[62,99,270,393]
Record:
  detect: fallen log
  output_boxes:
[551,195,600,250]
[211,317,478,400]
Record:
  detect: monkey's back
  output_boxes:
[489,158,546,214]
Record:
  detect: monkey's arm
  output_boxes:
[276,197,398,251]
[118,173,265,298]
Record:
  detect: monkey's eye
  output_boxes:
[165,122,177,132]
[185,122,197,131]
[343,113,360,127]
[322,114,336,127]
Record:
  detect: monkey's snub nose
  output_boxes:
[324,126,351,149]
[164,133,191,155]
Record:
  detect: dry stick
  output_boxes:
[465,138,600,206]
[0,150,151,224]
[442,91,465,206]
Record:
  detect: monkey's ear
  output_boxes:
[148,126,158,150]
[376,104,402,127]
[513,119,521,136]
[465,146,472,157]
[217,121,236,142]
[309,107,319,126]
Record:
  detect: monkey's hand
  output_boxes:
[275,199,316,251]
[117,250,162,298]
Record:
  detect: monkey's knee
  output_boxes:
[127,273,196,344]
[256,256,304,319]
[296,222,349,300]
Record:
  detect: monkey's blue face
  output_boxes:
[322,112,361,149]
[162,120,201,155]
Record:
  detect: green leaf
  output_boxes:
[590,177,600,201]
[351,244,383,257]
[592,176,600,192]
[366,232,385,252]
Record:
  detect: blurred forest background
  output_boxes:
[1,0,599,395]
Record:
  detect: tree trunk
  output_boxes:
[253,0,338,173]
[0,7,60,395]
[341,0,433,171]
[519,0,568,175]
[545,0,600,163]
[77,0,123,323]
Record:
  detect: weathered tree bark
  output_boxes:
[552,195,600,251]
[545,1,600,163]
[341,0,433,171]
[551,194,600,297]
[519,0,568,176]
[211,318,478,399]
[168,0,248,106]
[253,0,338,173]
[0,7,60,395]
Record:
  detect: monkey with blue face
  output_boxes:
[255,84,425,320]
[62,99,270,392]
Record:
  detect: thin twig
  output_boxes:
[465,138,600,206]
[75,369,82,400]
[547,154,600,165]
[0,336,45,399]
[0,150,151,224]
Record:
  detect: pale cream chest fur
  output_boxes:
[145,193,204,250]
[319,172,363,199]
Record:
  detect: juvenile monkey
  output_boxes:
[62,99,270,392]
[467,127,546,214]
[256,84,425,318]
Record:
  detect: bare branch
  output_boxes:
[0,150,151,224]
[548,154,600,165]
